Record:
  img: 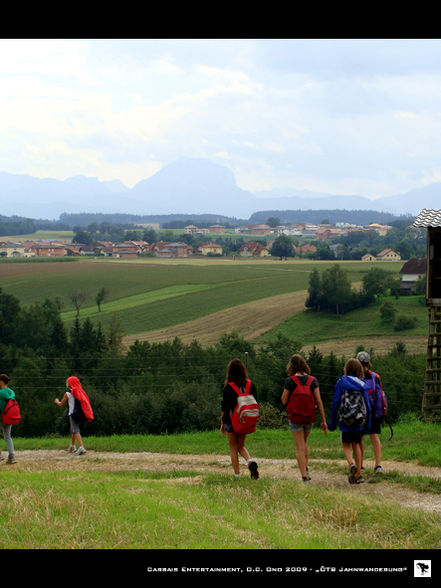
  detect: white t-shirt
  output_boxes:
[66,391,75,416]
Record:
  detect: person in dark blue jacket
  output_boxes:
[329,358,371,484]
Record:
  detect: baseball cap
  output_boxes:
[356,351,370,363]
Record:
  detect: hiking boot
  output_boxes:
[75,446,86,456]
[6,456,16,464]
[248,461,259,479]
[374,466,383,475]
[348,464,357,484]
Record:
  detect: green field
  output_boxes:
[0,258,403,337]
[258,295,428,345]
[0,229,74,241]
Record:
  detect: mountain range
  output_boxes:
[0,157,439,220]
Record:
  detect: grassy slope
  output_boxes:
[258,295,428,346]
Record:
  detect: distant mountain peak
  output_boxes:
[0,158,440,219]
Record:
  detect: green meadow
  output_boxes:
[0,229,74,241]
[258,295,428,345]
[0,258,403,337]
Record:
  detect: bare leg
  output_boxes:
[370,433,382,468]
[342,442,354,467]
[72,432,84,448]
[292,431,309,477]
[352,442,362,474]
[236,434,251,462]
[227,432,241,475]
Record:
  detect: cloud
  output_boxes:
[1,39,441,199]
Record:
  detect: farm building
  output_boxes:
[376,248,401,261]
[184,225,209,235]
[152,242,192,258]
[27,243,66,257]
[399,258,426,294]
[238,224,272,236]
[239,242,270,257]
[0,242,27,257]
[295,243,317,256]
[198,242,223,256]
[208,225,226,233]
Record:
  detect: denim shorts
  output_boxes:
[289,421,313,433]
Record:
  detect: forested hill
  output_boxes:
[0,209,412,236]
[249,209,409,225]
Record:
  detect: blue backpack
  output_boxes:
[367,371,388,419]
[365,371,393,439]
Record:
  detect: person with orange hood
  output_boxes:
[54,376,93,455]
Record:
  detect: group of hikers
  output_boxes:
[221,351,387,484]
[0,350,387,485]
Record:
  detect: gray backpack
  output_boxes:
[339,389,368,428]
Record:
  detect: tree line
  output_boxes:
[305,265,402,315]
[0,287,426,438]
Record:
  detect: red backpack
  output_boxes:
[286,375,316,424]
[2,399,21,425]
[229,380,260,434]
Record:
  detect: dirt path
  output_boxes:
[9,450,441,515]
[122,290,308,347]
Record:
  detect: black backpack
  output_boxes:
[71,397,86,424]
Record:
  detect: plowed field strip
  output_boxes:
[122,290,307,347]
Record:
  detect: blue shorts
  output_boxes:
[289,421,313,433]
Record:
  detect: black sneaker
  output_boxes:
[374,466,383,475]
[248,461,259,479]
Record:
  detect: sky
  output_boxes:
[1,38,441,200]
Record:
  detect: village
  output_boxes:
[0,220,403,261]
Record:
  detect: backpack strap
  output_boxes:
[290,374,314,389]
[228,379,251,396]
[289,375,316,402]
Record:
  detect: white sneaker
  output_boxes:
[75,446,86,456]
[67,445,76,453]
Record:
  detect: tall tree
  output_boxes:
[271,234,294,259]
[320,264,354,315]
[96,287,108,312]
[71,291,88,317]
[305,269,322,311]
